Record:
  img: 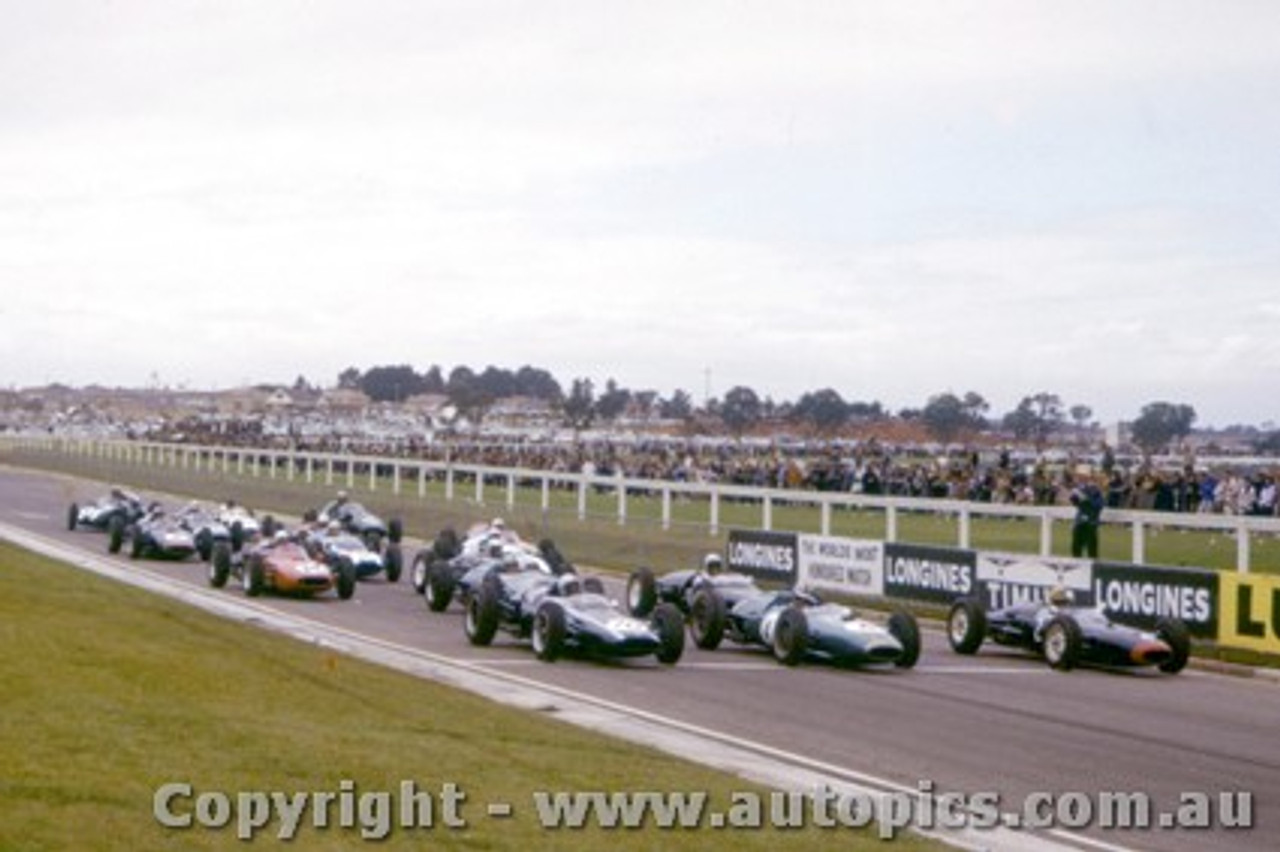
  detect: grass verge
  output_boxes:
[0,541,937,851]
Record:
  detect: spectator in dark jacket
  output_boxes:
[1070,480,1105,558]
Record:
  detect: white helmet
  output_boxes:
[273,529,290,543]
[1047,585,1074,607]
[703,553,724,574]
[327,520,342,535]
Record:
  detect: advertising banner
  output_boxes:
[1218,573,1280,654]
[797,535,884,597]
[1092,562,1218,638]
[884,543,976,604]
[976,553,1094,610]
[725,529,798,587]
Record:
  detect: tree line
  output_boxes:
[323,363,1214,455]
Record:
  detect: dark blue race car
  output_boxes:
[463,569,685,666]
[945,592,1191,674]
[688,584,921,669]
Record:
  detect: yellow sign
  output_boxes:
[1219,574,1280,654]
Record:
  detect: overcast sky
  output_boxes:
[2,2,1277,427]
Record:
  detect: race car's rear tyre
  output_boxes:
[1043,615,1082,671]
[889,610,921,669]
[538,538,573,575]
[1156,617,1191,674]
[384,543,403,583]
[196,530,213,562]
[210,543,231,588]
[107,516,124,554]
[337,559,357,600]
[652,603,685,665]
[67,503,79,531]
[434,528,460,560]
[689,589,726,650]
[230,521,245,553]
[465,577,501,647]
[410,552,431,594]
[128,527,143,559]
[772,606,809,666]
[947,598,987,655]
[244,555,265,597]
[425,562,455,612]
[626,568,657,617]
[532,602,566,662]
[388,517,404,545]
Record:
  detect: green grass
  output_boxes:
[0,541,938,851]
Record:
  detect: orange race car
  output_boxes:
[209,530,356,600]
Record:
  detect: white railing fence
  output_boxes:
[6,435,1279,573]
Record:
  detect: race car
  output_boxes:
[173,501,234,561]
[107,505,201,561]
[688,584,921,669]
[215,501,267,546]
[464,569,686,665]
[626,554,763,618]
[945,589,1191,674]
[302,521,403,583]
[67,488,145,533]
[209,530,356,600]
[307,492,403,553]
[413,520,571,609]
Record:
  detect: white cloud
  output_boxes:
[1,2,1277,426]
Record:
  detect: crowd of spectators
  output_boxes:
[149,419,1280,518]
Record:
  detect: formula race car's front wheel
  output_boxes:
[465,577,501,647]
[626,567,657,617]
[67,503,79,531]
[209,543,231,588]
[384,543,403,583]
[688,589,726,650]
[532,602,566,662]
[410,552,431,594]
[388,517,404,545]
[336,559,357,600]
[107,516,124,554]
[1043,615,1082,671]
[947,598,987,655]
[425,562,455,612]
[888,610,921,669]
[1156,618,1191,674]
[128,527,143,560]
[652,603,685,665]
[772,606,809,666]
[243,555,265,597]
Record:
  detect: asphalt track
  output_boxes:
[3,465,1277,852]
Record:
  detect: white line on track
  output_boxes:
[668,661,782,671]
[915,666,1053,675]
[9,510,51,521]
